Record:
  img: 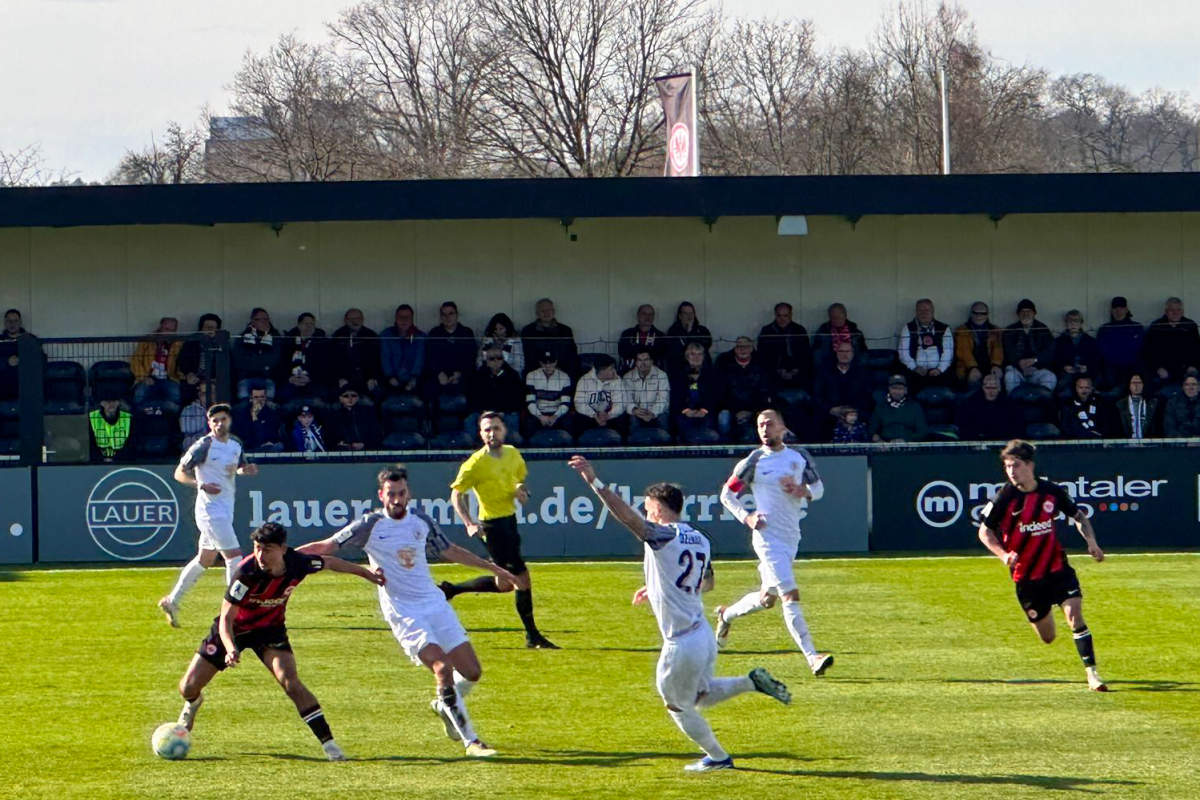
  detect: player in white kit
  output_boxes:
[159,403,258,626]
[568,455,791,773]
[299,465,518,758]
[715,409,834,676]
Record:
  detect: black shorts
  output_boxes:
[197,617,292,671]
[1015,567,1082,623]
[480,514,527,576]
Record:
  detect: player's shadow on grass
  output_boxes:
[289,625,389,632]
[501,748,809,768]
[942,677,1200,692]
[735,763,1142,792]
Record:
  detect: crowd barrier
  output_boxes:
[6,444,1198,565]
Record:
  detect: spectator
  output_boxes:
[1144,297,1200,389]
[130,316,183,410]
[467,345,526,432]
[233,383,285,452]
[331,307,381,397]
[715,336,772,443]
[289,404,326,453]
[617,304,667,373]
[522,350,573,439]
[814,340,872,425]
[1052,309,1101,389]
[1163,374,1200,437]
[278,312,331,403]
[327,386,382,450]
[664,301,712,371]
[230,307,282,399]
[478,312,525,375]
[870,374,928,443]
[831,407,869,445]
[178,313,225,407]
[380,304,425,396]
[179,396,208,451]
[573,354,626,437]
[1002,298,1056,394]
[423,301,476,409]
[1116,373,1156,440]
[670,342,723,442]
[521,297,578,376]
[955,373,1022,441]
[1059,375,1110,439]
[622,348,671,432]
[757,301,812,393]
[953,301,1004,389]
[1097,296,1145,390]
[0,309,30,400]
[88,395,135,463]
[897,298,953,392]
[812,302,866,371]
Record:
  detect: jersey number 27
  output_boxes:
[675,550,707,594]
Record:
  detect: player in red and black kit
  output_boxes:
[977,439,1108,692]
[172,521,385,759]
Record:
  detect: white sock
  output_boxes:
[722,590,767,622]
[453,670,476,698]
[696,676,754,709]
[223,556,238,586]
[782,599,816,657]
[439,690,478,744]
[167,557,206,605]
[667,708,728,761]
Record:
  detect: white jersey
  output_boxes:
[333,510,450,613]
[723,445,823,542]
[178,434,245,521]
[641,520,711,641]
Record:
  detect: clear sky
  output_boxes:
[3,0,1197,182]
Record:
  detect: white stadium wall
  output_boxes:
[1,212,1199,345]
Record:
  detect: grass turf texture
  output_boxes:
[1,554,1197,799]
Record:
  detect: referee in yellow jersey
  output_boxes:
[446,411,558,649]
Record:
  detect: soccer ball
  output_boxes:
[151,722,190,760]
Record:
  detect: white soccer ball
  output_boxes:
[151,722,191,760]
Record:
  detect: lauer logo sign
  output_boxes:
[86,468,179,560]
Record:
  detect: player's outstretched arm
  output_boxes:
[567,455,651,541]
[1072,511,1105,562]
[218,599,240,667]
[440,543,518,587]
[296,537,339,557]
[322,554,385,586]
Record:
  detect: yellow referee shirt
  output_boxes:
[450,445,528,520]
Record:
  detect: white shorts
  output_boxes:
[656,624,717,708]
[752,530,799,594]
[383,599,469,667]
[197,517,240,552]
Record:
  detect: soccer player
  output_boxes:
[300,465,518,757]
[977,439,1109,691]
[444,412,557,649]
[715,409,834,676]
[568,455,791,772]
[159,403,258,627]
[174,522,385,760]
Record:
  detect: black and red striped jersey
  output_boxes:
[224,548,325,633]
[981,479,1080,583]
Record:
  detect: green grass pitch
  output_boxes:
[1,553,1197,799]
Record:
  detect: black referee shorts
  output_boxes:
[1015,566,1082,623]
[480,514,527,577]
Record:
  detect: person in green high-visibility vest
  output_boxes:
[89,396,136,463]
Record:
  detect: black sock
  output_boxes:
[450,575,501,596]
[516,588,539,637]
[299,704,333,744]
[1072,625,1097,667]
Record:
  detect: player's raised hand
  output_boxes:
[567,455,596,483]
[200,482,222,495]
[745,511,768,531]
[631,585,649,605]
[515,484,530,505]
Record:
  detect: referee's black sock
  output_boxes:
[447,575,501,597]
[299,704,333,743]
[516,589,539,637]
[1072,625,1097,667]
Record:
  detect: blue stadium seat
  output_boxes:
[577,427,623,447]
[382,431,426,450]
[527,428,574,447]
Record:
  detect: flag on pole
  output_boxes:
[655,69,698,177]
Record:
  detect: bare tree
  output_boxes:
[1,144,74,187]
[211,34,375,182]
[108,121,207,184]
[474,0,712,177]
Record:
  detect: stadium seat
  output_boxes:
[576,352,608,375]
[435,393,467,414]
[88,359,135,402]
[133,401,178,458]
[428,431,473,449]
[1025,422,1061,440]
[0,400,19,453]
[381,393,426,436]
[577,427,623,447]
[44,360,86,414]
[382,431,426,450]
[627,426,671,445]
[678,426,721,445]
[527,428,573,447]
[863,349,898,371]
[916,386,958,425]
[927,423,960,441]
